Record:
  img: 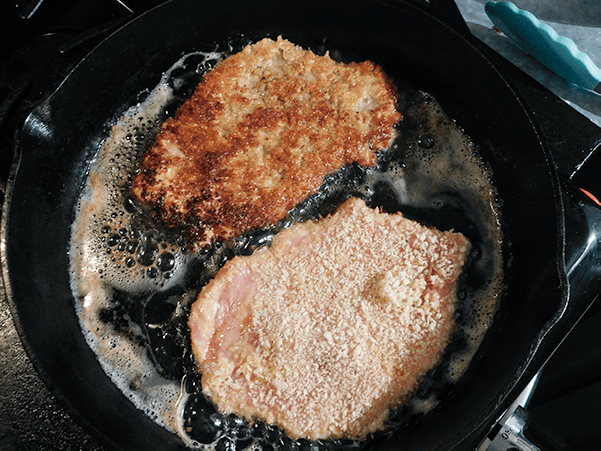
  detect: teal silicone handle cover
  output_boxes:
[485,1,601,91]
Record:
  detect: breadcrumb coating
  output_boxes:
[132,37,401,249]
[189,198,470,440]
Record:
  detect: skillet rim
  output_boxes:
[0,0,569,449]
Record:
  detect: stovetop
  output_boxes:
[1,1,601,450]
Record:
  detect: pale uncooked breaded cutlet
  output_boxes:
[132,37,401,249]
[188,197,471,441]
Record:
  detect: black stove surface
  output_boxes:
[1,1,601,450]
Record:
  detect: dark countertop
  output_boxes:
[0,283,106,450]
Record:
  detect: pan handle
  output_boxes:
[561,176,601,307]
[521,176,601,389]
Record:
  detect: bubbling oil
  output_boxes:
[69,42,503,450]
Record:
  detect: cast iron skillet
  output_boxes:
[0,0,579,449]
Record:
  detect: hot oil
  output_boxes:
[69,49,227,447]
[69,42,502,450]
[374,90,504,387]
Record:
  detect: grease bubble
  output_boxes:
[157,252,176,272]
[137,240,158,266]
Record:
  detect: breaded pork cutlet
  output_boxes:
[188,197,471,441]
[132,37,401,249]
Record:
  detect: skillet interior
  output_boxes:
[1,0,566,449]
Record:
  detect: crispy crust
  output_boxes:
[132,37,401,249]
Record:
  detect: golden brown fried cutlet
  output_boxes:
[132,37,401,248]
